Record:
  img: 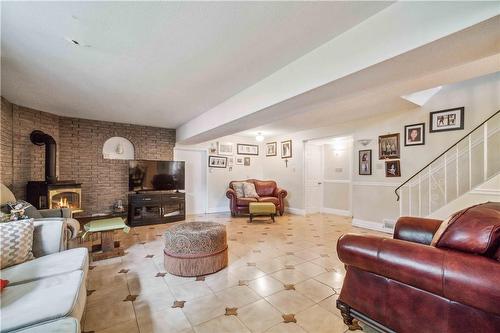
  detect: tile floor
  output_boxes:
[73,213,383,333]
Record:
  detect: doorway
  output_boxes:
[304,143,323,214]
[174,148,207,215]
[304,136,353,216]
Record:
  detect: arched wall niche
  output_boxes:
[102,136,135,160]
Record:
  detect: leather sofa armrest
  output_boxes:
[39,208,72,218]
[226,188,236,199]
[337,234,500,316]
[274,187,287,198]
[393,216,443,245]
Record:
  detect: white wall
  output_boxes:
[322,140,352,213]
[259,138,305,212]
[176,135,264,213]
[261,73,500,224]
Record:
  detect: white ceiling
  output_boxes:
[234,16,500,139]
[176,3,500,143]
[1,1,391,128]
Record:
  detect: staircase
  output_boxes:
[395,110,500,217]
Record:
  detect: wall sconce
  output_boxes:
[357,139,372,146]
[284,159,288,168]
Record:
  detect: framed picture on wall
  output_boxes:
[404,123,425,146]
[217,142,234,156]
[378,133,400,160]
[358,149,372,175]
[281,140,292,158]
[266,142,277,156]
[244,157,251,166]
[209,142,217,154]
[208,156,227,168]
[385,160,401,177]
[237,144,259,155]
[235,157,244,165]
[429,107,464,132]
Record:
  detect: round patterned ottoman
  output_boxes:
[163,222,228,277]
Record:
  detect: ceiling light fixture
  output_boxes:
[358,139,372,146]
[256,132,264,142]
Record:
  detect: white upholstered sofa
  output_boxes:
[0,184,88,332]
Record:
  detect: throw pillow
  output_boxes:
[1,200,42,221]
[435,202,500,256]
[430,214,454,246]
[243,182,259,198]
[0,219,35,269]
[232,182,245,198]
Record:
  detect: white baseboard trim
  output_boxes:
[321,208,352,217]
[470,188,500,196]
[352,181,400,187]
[206,207,230,214]
[352,218,393,234]
[286,207,306,216]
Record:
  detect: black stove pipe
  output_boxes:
[30,130,57,184]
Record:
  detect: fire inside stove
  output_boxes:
[49,189,82,212]
[57,197,69,208]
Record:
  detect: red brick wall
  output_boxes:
[1,100,60,200]
[1,98,13,187]
[58,117,175,214]
[1,98,175,214]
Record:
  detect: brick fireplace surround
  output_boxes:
[0,97,176,214]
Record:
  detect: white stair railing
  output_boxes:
[396,110,500,217]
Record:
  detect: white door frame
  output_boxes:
[174,147,208,215]
[304,141,324,215]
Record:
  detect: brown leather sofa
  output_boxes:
[226,179,287,216]
[336,202,500,333]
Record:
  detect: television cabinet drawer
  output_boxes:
[129,194,162,203]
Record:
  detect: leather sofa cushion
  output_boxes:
[436,202,500,258]
[257,197,279,205]
[237,197,258,206]
[254,180,276,197]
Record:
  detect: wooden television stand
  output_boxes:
[128,191,185,226]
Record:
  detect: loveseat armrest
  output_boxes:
[39,208,72,218]
[273,187,287,198]
[337,234,500,316]
[393,216,442,245]
[226,188,236,199]
[32,219,66,257]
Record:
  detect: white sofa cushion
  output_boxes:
[1,247,88,286]
[0,270,86,332]
[10,318,79,333]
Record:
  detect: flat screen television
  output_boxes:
[129,160,185,192]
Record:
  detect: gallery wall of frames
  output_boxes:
[358,107,465,178]
[207,139,294,170]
